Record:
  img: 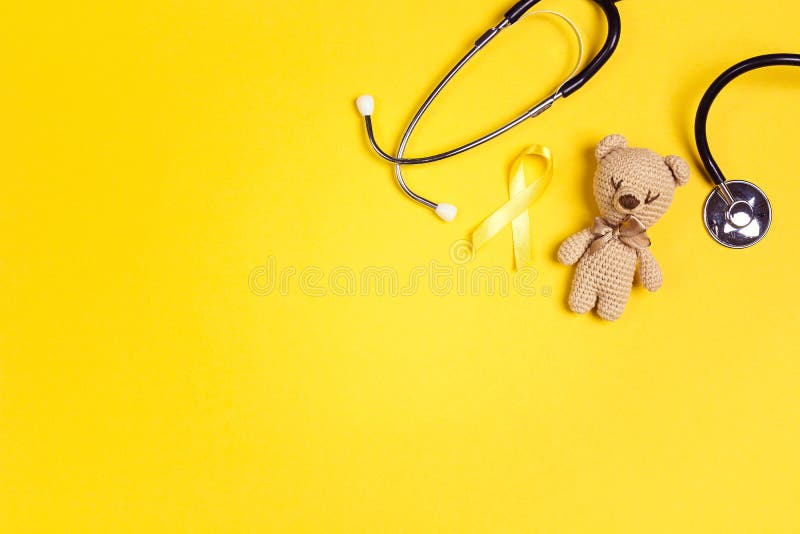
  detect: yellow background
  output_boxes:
[2,0,800,532]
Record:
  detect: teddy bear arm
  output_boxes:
[637,248,663,292]
[557,228,595,265]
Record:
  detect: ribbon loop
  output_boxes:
[589,216,651,255]
[472,145,554,269]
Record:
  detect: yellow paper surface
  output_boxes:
[2,1,800,532]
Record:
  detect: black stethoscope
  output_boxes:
[696,54,800,248]
[356,0,622,222]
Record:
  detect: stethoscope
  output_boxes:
[696,54,800,248]
[356,0,622,222]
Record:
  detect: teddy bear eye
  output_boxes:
[645,191,661,204]
[611,177,623,191]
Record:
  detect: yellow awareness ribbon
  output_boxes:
[471,145,554,270]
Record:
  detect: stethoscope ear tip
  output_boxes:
[435,203,458,222]
[356,95,374,117]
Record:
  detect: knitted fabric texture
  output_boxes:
[557,134,689,321]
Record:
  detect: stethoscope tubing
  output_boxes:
[360,0,622,212]
[365,99,554,167]
[366,0,622,167]
[695,53,800,186]
[695,53,800,248]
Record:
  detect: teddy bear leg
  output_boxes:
[568,279,597,314]
[596,291,628,322]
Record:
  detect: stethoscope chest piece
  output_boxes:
[703,180,772,248]
[695,53,799,249]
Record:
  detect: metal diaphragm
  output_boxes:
[703,180,772,249]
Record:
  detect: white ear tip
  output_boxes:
[356,95,374,116]
[435,203,457,222]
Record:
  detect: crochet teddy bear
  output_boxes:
[557,135,689,321]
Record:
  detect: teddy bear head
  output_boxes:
[593,134,689,228]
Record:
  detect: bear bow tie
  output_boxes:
[589,216,651,255]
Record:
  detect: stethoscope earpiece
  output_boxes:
[356,0,622,221]
[703,180,772,249]
[434,204,459,222]
[356,95,374,117]
[357,94,460,222]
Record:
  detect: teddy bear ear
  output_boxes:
[595,134,627,161]
[665,155,690,186]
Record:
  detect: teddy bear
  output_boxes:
[557,135,689,321]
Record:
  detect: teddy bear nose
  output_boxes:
[618,194,640,210]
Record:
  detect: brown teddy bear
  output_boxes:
[557,135,689,321]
